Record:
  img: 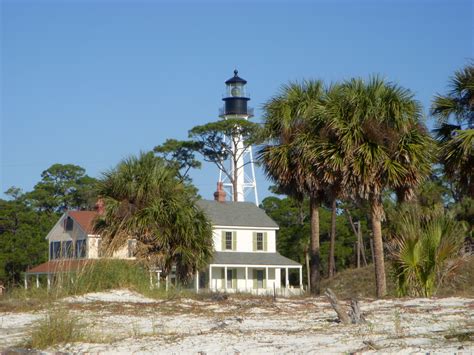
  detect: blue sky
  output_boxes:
[1,0,473,203]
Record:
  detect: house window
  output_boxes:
[64,217,73,231]
[62,241,73,258]
[226,269,233,289]
[256,233,264,251]
[225,232,232,250]
[75,239,86,258]
[50,241,61,260]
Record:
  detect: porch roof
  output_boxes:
[26,259,94,275]
[211,252,300,267]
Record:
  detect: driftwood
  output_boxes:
[325,288,365,324]
[324,288,350,324]
[348,299,366,324]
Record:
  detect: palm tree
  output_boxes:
[259,80,327,294]
[328,77,433,297]
[431,64,474,199]
[94,152,213,281]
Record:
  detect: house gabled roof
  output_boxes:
[67,211,98,234]
[196,200,279,229]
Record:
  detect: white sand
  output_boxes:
[1,290,473,354]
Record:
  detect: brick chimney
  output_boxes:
[213,182,226,202]
[95,198,105,215]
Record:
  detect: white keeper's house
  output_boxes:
[195,185,302,294]
[26,186,303,294]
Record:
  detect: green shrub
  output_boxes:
[389,205,466,297]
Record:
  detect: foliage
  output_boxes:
[189,118,261,201]
[58,259,153,296]
[261,195,357,279]
[94,152,213,281]
[388,205,466,297]
[153,138,202,181]
[26,163,98,212]
[431,63,474,199]
[0,196,57,285]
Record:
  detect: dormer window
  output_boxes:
[64,217,73,231]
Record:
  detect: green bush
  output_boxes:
[389,205,466,297]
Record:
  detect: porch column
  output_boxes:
[299,267,303,289]
[36,275,40,288]
[209,265,213,291]
[285,267,289,288]
[245,266,248,292]
[224,266,228,291]
[195,271,199,293]
[265,266,269,290]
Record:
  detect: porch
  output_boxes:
[194,252,303,295]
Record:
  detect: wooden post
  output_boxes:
[359,222,367,267]
[209,265,212,291]
[305,249,311,291]
[36,275,40,288]
[156,271,161,288]
[47,274,51,290]
[224,266,228,291]
[165,275,169,292]
[245,266,248,292]
[299,267,303,290]
[265,266,268,291]
[195,270,199,293]
[24,275,28,290]
[356,221,361,268]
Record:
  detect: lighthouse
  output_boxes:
[218,70,259,205]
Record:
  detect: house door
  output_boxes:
[227,269,233,289]
[256,270,264,288]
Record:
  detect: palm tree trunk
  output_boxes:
[309,196,321,295]
[328,198,337,278]
[370,195,387,298]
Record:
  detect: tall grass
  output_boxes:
[24,307,84,349]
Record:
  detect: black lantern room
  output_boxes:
[220,70,253,118]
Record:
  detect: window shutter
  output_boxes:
[252,232,257,251]
[232,231,237,251]
[253,269,257,289]
[232,270,237,289]
[221,231,226,251]
[264,232,268,251]
[263,269,267,289]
